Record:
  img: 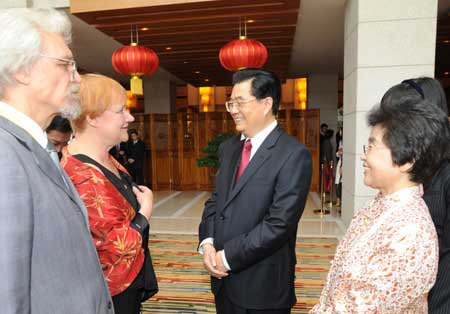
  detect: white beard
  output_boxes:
[59,83,81,120]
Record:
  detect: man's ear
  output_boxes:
[13,67,31,85]
[263,97,273,116]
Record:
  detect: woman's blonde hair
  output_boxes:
[71,73,127,133]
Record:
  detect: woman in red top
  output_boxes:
[61,73,157,314]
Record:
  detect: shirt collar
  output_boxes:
[240,120,277,159]
[0,101,48,149]
[240,120,278,143]
[375,185,421,203]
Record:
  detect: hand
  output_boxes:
[133,185,153,220]
[202,244,228,279]
[215,250,229,274]
[128,158,135,164]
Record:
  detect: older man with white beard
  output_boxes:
[0,8,114,313]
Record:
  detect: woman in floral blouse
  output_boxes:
[61,74,157,314]
[310,91,450,313]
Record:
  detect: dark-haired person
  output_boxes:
[198,68,312,314]
[46,115,72,159]
[310,94,449,313]
[127,129,146,185]
[319,123,328,166]
[381,77,450,314]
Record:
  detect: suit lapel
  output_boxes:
[222,126,283,211]
[226,139,244,197]
[0,117,90,225]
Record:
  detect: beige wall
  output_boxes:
[342,0,438,226]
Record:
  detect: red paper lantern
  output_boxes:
[219,37,268,71]
[112,44,159,95]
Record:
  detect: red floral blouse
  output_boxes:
[61,149,145,296]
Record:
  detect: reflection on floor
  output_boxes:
[152,191,346,239]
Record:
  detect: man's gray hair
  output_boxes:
[0,8,72,98]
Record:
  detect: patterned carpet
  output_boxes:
[142,234,338,314]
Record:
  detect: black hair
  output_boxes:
[367,97,450,183]
[381,77,448,115]
[232,68,281,115]
[321,123,329,129]
[129,129,138,136]
[46,116,72,133]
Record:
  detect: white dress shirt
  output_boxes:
[0,101,48,149]
[0,102,69,188]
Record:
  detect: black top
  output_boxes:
[423,161,450,313]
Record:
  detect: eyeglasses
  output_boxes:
[225,97,256,112]
[39,54,77,81]
[107,105,128,115]
[363,144,389,154]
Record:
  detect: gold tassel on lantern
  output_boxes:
[130,75,143,95]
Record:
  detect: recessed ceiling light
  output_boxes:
[204,79,209,82]
[140,27,149,31]
[165,47,172,50]
[183,61,189,64]
[247,19,255,23]
[195,70,200,74]
[444,40,450,43]
[445,71,449,75]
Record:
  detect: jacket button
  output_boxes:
[108,301,112,309]
[220,214,225,220]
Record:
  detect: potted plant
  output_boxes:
[197,132,234,171]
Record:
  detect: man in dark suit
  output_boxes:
[110,141,128,167]
[198,68,312,314]
[127,129,146,184]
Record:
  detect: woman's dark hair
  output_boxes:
[367,97,450,183]
[232,68,281,115]
[381,77,448,115]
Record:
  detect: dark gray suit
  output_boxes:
[199,126,312,311]
[0,117,113,313]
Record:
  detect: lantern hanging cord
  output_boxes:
[135,25,139,45]
[244,17,247,37]
[130,24,134,44]
[239,17,241,38]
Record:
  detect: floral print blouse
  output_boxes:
[61,150,145,296]
[310,186,438,314]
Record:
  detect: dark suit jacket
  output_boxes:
[0,117,113,313]
[199,125,312,310]
[109,142,128,166]
[127,140,145,169]
[425,161,450,313]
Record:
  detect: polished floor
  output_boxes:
[151,191,345,239]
